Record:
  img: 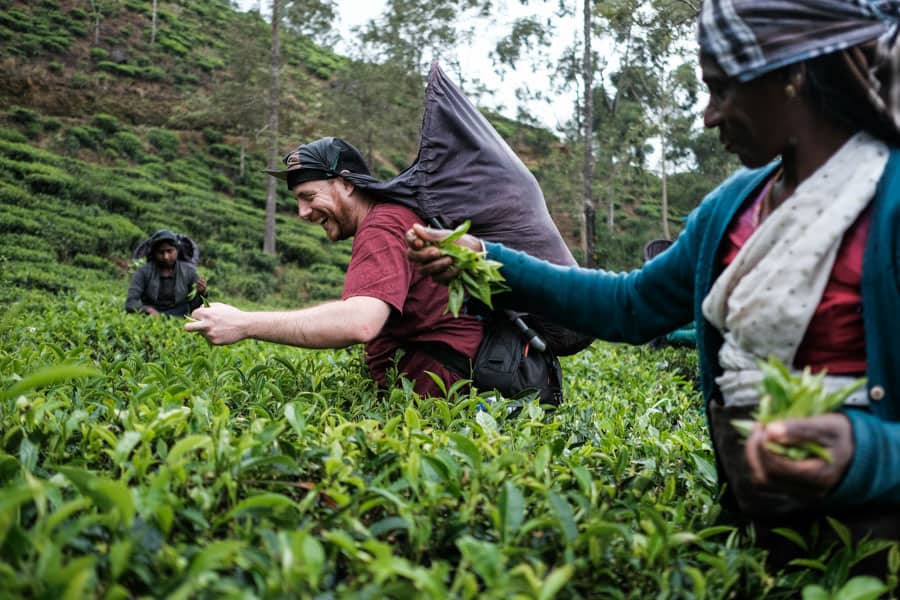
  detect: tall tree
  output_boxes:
[326,0,493,174]
[264,0,282,256]
[581,0,596,266]
[358,0,491,75]
[284,0,337,46]
[590,0,672,238]
[610,0,696,239]
[185,15,270,178]
[323,59,422,168]
[644,1,696,238]
[87,0,119,44]
[652,62,698,239]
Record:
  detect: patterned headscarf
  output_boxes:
[698,0,900,136]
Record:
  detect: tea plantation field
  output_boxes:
[1,289,895,598]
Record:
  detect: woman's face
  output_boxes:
[700,54,794,168]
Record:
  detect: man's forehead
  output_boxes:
[292,178,331,196]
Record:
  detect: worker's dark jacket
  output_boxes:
[125,261,200,314]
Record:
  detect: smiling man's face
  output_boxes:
[292,177,360,242]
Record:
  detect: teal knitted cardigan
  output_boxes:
[486,149,900,507]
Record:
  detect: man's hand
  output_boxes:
[143,306,161,317]
[405,223,482,284]
[185,302,246,345]
[195,277,208,296]
[745,413,854,497]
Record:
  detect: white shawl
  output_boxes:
[702,132,888,406]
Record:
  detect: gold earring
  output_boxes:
[785,84,797,99]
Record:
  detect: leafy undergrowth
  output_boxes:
[0,290,897,598]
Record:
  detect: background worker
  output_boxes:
[125,229,206,317]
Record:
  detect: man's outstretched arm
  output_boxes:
[184,296,391,349]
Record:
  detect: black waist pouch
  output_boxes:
[472,318,563,406]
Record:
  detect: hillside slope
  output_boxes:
[0,0,355,307]
[0,0,712,310]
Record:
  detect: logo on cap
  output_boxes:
[284,151,303,168]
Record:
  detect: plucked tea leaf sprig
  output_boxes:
[732,355,866,462]
[433,220,509,317]
[187,286,210,307]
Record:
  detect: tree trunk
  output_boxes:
[607,181,615,232]
[263,0,281,256]
[151,0,158,44]
[240,135,246,179]
[660,133,671,240]
[658,71,671,240]
[90,0,101,45]
[581,0,596,267]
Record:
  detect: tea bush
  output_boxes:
[147,129,180,160]
[65,125,104,152]
[0,9,28,33]
[0,242,55,264]
[91,113,121,136]
[95,61,139,79]
[108,131,146,161]
[0,290,896,598]
[279,231,330,268]
[8,106,39,127]
[301,263,346,300]
[72,253,118,274]
[42,117,62,132]
[0,127,28,143]
[0,181,33,206]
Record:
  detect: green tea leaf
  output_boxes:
[166,434,211,467]
[538,565,574,600]
[449,433,482,471]
[55,467,135,528]
[2,364,100,401]
[771,527,809,551]
[547,492,577,545]
[499,481,525,543]
[834,576,888,600]
[433,220,509,317]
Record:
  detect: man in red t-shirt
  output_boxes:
[185,137,483,396]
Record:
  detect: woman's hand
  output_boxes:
[745,413,854,497]
[405,223,483,284]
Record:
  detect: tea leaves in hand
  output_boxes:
[434,220,509,317]
[731,356,866,462]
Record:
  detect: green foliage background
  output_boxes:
[0,0,895,597]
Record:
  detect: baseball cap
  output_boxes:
[264,137,371,189]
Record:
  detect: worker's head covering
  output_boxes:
[264,137,378,190]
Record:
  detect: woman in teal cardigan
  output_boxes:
[408,0,900,532]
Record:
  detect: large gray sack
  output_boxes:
[345,62,590,355]
[352,62,577,267]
